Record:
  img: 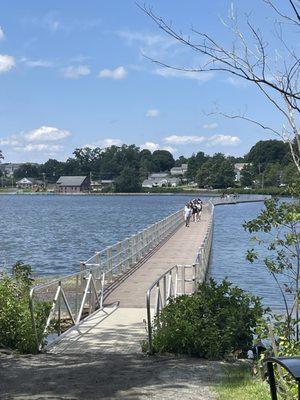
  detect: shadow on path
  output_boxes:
[0,352,224,399]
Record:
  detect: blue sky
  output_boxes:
[0,0,288,163]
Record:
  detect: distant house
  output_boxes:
[170,164,188,176]
[148,172,169,179]
[56,176,91,193]
[16,178,34,189]
[142,177,180,188]
[90,180,114,191]
[234,163,250,182]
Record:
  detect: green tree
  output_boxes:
[282,163,298,186]
[175,155,188,167]
[263,163,281,187]
[41,159,66,182]
[246,140,290,171]
[240,164,255,187]
[196,153,235,189]
[139,150,153,179]
[114,166,141,193]
[152,150,175,172]
[187,151,207,180]
[14,163,40,179]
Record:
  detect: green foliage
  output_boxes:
[244,194,300,399]
[240,164,255,187]
[0,262,50,354]
[255,314,300,399]
[114,166,142,193]
[151,279,263,360]
[196,153,235,189]
[246,140,290,171]
[187,151,207,180]
[152,150,175,172]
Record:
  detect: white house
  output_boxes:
[170,164,188,176]
[16,178,34,188]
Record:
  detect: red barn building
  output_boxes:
[56,176,90,193]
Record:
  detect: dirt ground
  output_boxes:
[0,352,225,400]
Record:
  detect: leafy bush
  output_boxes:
[0,262,51,354]
[255,314,300,399]
[151,279,263,360]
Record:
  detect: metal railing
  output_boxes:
[29,208,185,351]
[212,194,270,205]
[146,201,215,354]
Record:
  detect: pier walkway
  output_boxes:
[49,203,212,354]
[29,195,268,356]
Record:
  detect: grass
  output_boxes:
[215,363,270,400]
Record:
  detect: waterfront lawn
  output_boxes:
[216,363,270,400]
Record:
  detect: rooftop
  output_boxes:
[56,176,88,186]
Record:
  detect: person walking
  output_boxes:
[184,203,192,227]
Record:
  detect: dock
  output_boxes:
[28,195,267,356]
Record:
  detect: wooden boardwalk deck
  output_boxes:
[50,205,211,354]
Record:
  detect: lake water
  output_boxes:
[208,202,290,313]
[0,194,286,311]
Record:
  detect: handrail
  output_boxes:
[145,194,270,353]
[29,206,185,351]
[146,201,215,354]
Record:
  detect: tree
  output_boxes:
[141,2,300,172]
[282,163,298,185]
[263,162,281,187]
[187,151,207,180]
[14,163,40,179]
[246,140,290,171]
[196,153,235,189]
[73,147,102,176]
[175,155,188,167]
[41,159,66,182]
[240,164,255,187]
[114,166,142,193]
[152,150,175,172]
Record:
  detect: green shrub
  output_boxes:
[151,279,264,360]
[0,262,51,354]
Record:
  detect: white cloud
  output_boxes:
[62,65,90,79]
[0,26,5,41]
[164,135,206,144]
[146,109,159,118]
[24,126,71,142]
[140,141,177,154]
[116,30,178,60]
[14,143,62,152]
[0,136,20,146]
[140,142,160,152]
[155,68,214,82]
[208,135,241,146]
[0,54,15,74]
[203,123,218,130]
[101,138,122,147]
[98,66,127,80]
[162,146,177,154]
[21,57,53,68]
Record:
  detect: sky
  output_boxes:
[0,0,293,163]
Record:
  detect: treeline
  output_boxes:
[0,139,298,191]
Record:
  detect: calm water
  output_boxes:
[0,194,286,311]
[208,202,289,312]
[0,194,194,275]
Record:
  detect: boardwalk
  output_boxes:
[50,204,211,354]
